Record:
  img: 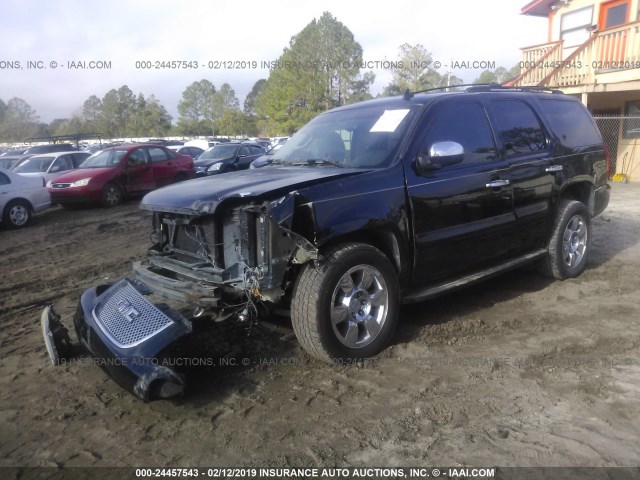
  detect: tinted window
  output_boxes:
[73,153,91,166]
[147,147,169,162]
[250,146,263,155]
[491,100,547,157]
[0,172,9,185]
[541,99,601,147]
[425,102,497,164]
[238,146,250,156]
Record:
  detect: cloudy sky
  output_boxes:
[0,0,546,123]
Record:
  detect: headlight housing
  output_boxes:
[207,163,223,172]
[70,178,91,187]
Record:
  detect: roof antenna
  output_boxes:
[403,89,414,100]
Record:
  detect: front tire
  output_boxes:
[291,243,399,363]
[100,183,122,208]
[538,199,591,280]
[3,200,32,228]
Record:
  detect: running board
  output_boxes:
[402,249,547,304]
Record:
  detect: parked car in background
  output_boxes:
[0,148,28,157]
[0,168,50,228]
[249,146,279,169]
[256,138,272,151]
[14,151,91,183]
[167,145,204,159]
[0,156,23,170]
[48,144,195,208]
[23,144,77,155]
[0,143,79,171]
[194,142,265,176]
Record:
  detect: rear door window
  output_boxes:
[147,147,169,163]
[491,100,547,157]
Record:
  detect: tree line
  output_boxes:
[0,11,520,143]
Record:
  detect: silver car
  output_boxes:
[0,168,51,228]
[13,151,90,183]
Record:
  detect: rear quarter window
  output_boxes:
[540,99,602,148]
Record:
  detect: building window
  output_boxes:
[561,6,593,47]
[623,101,640,139]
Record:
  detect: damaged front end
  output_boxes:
[135,193,317,320]
[42,193,318,401]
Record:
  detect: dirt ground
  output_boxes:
[1,183,639,471]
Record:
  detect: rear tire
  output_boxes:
[537,199,591,280]
[174,173,187,183]
[291,243,399,363]
[100,183,122,208]
[3,200,32,228]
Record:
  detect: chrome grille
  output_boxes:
[92,279,173,348]
[51,183,71,188]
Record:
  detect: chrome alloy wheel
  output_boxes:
[562,214,588,268]
[330,264,389,348]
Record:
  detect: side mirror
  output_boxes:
[416,141,464,175]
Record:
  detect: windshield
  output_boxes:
[271,104,418,168]
[196,144,239,162]
[80,149,127,168]
[14,156,55,173]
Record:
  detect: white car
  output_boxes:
[13,151,90,183]
[0,168,51,228]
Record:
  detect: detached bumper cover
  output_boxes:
[66,278,192,400]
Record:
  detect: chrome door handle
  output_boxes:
[486,179,510,188]
[545,165,563,172]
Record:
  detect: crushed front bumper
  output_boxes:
[42,278,193,401]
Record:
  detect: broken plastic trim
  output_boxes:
[41,304,73,365]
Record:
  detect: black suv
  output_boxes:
[43,87,610,399]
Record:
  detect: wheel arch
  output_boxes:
[557,180,595,216]
[4,197,35,213]
[315,228,411,288]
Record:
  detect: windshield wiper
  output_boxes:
[288,159,345,168]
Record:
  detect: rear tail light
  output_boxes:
[603,144,612,180]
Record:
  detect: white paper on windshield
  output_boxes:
[369,109,410,133]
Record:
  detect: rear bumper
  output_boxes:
[593,183,611,218]
[47,278,193,400]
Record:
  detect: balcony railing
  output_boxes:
[509,21,640,88]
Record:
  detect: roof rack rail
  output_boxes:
[403,84,564,99]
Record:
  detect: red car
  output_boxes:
[49,144,195,207]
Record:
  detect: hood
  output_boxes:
[52,167,116,183]
[141,165,367,215]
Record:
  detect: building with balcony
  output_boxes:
[508,0,640,181]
